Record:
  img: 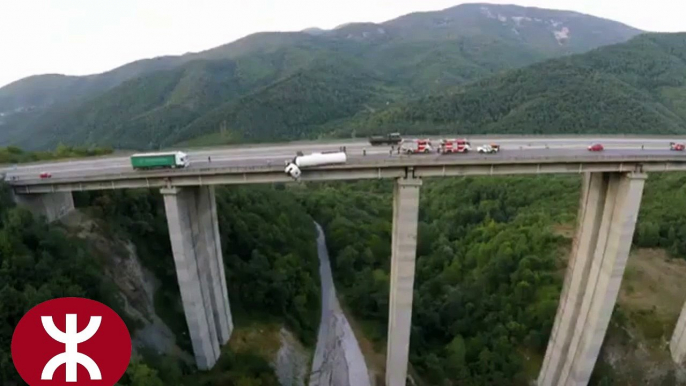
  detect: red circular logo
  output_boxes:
[11,297,132,385]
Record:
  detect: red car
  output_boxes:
[670,142,685,151]
[39,172,52,179]
[588,143,604,152]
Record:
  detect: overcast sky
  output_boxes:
[1,0,684,88]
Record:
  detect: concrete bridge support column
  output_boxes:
[161,186,233,370]
[386,176,422,386]
[13,191,74,222]
[670,301,686,365]
[538,172,646,386]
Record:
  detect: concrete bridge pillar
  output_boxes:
[670,301,686,365]
[161,186,233,370]
[13,191,74,222]
[386,176,422,386]
[538,172,646,386]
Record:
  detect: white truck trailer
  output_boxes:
[285,151,347,179]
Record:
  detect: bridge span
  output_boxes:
[4,135,686,386]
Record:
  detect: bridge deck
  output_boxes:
[9,150,686,193]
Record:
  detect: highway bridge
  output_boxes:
[4,135,686,386]
[5,136,686,192]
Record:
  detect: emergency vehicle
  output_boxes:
[670,142,685,151]
[400,139,434,154]
[437,139,471,154]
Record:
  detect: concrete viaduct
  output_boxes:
[7,150,686,386]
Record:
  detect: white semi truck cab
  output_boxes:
[284,151,347,179]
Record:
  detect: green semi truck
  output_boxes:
[368,132,402,146]
[130,151,190,170]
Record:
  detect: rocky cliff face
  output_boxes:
[275,327,310,386]
[61,210,190,361]
[61,209,311,385]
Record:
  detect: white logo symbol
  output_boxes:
[41,314,103,382]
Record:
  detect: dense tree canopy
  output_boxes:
[296,177,577,384]
[347,33,686,138]
[296,172,686,385]
[634,173,686,256]
[2,183,318,385]
[74,185,320,383]
[4,167,686,385]
[0,184,125,385]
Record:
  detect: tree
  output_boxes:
[117,359,164,386]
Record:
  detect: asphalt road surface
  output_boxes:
[2,136,684,182]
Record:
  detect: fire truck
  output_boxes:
[437,139,471,154]
[400,139,434,154]
[670,142,685,151]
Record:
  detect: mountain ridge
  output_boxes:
[0,3,642,112]
[0,3,644,150]
[347,32,686,137]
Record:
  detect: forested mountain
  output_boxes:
[351,33,686,136]
[0,3,642,150]
[8,58,295,149]
[0,56,192,113]
[165,57,397,146]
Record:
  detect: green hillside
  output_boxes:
[0,3,643,150]
[165,58,401,146]
[7,57,297,150]
[351,33,686,137]
[0,56,191,113]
